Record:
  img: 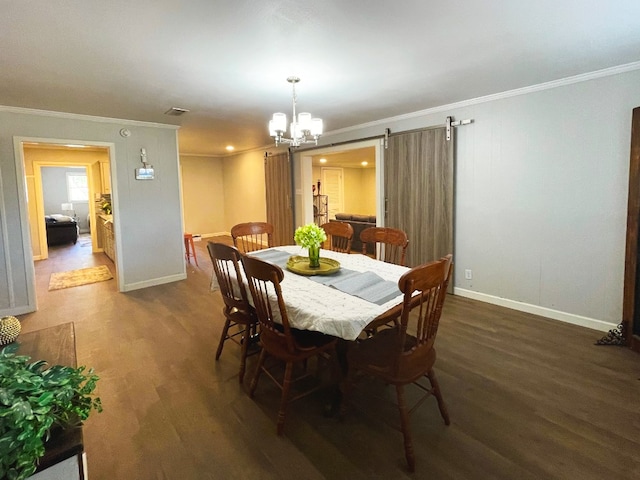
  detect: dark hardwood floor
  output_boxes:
[18,235,640,479]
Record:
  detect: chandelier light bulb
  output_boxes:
[311,118,323,136]
[272,113,287,133]
[297,112,312,131]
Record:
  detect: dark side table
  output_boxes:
[15,322,86,480]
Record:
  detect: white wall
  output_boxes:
[310,66,640,331]
[0,107,184,315]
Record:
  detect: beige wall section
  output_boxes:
[312,165,375,215]
[180,155,225,236]
[24,147,109,191]
[222,150,267,229]
[339,167,376,215]
[312,166,321,192]
[360,168,376,214]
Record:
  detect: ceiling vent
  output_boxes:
[164,107,190,116]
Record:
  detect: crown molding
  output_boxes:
[324,61,640,137]
[180,142,286,158]
[0,105,180,130]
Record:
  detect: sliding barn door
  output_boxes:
[623,106,640,352]
[265,152,294,246]
[384,126,454,270]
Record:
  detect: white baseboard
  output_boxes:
[453,288,617,333]
[0,304,37,317]
[121,273,187,292]
[200,232,231,239]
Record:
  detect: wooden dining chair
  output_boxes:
[320,221,354,253]
[241,255,339,435]
[231,221,274,253]
[207,242,259,384]
[341,254,453,472]
[360,226,409,266]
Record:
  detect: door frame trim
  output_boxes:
[294,139,384,227]
[12,136,119,315]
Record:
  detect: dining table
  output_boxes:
[242,245,410,341]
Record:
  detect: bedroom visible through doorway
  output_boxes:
[23,142,112,262]
[20,140,117,312]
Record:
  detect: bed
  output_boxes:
[45,214,79,246]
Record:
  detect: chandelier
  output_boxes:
[269,76,323,147]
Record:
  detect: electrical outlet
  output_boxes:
[464,269,472,280]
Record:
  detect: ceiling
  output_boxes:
[312,147,375,169]
[2,1,640,157]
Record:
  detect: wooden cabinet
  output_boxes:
[99,161,111,194]
[97,214,115,261]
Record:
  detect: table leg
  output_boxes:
[324,339,349,418]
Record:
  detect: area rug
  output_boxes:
[49,265,113,291]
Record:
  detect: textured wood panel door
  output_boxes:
[384,126,454,272]
[623,106,640,352]
[265,152,294,246]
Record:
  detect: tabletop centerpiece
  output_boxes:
[294,223,327,268]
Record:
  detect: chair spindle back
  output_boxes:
[360,227,409,266]
[231,222,274,253]
[320,221,354,253]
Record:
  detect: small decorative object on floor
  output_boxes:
[294,223,326,269]
[595,322,627,346]
[0,315,21,345]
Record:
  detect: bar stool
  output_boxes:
[184,233,199,266]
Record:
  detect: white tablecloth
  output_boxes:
[247,246,409,341]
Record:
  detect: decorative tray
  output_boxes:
[286,256,340,276]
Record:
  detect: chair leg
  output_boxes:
[249,349,267,398]
[215,318,232,361]
[191,237,199,266]
[396,385,415,472]
[276,361,294,436]
[238,324,251,384]
[427,369,450,425]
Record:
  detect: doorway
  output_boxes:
[17,138,117,310]
[24,143,111,260]
[297,140,382,227]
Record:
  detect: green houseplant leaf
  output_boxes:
[0,346,102,480]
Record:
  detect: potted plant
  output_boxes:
[0,345,102,480]
[294,223,327,268]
